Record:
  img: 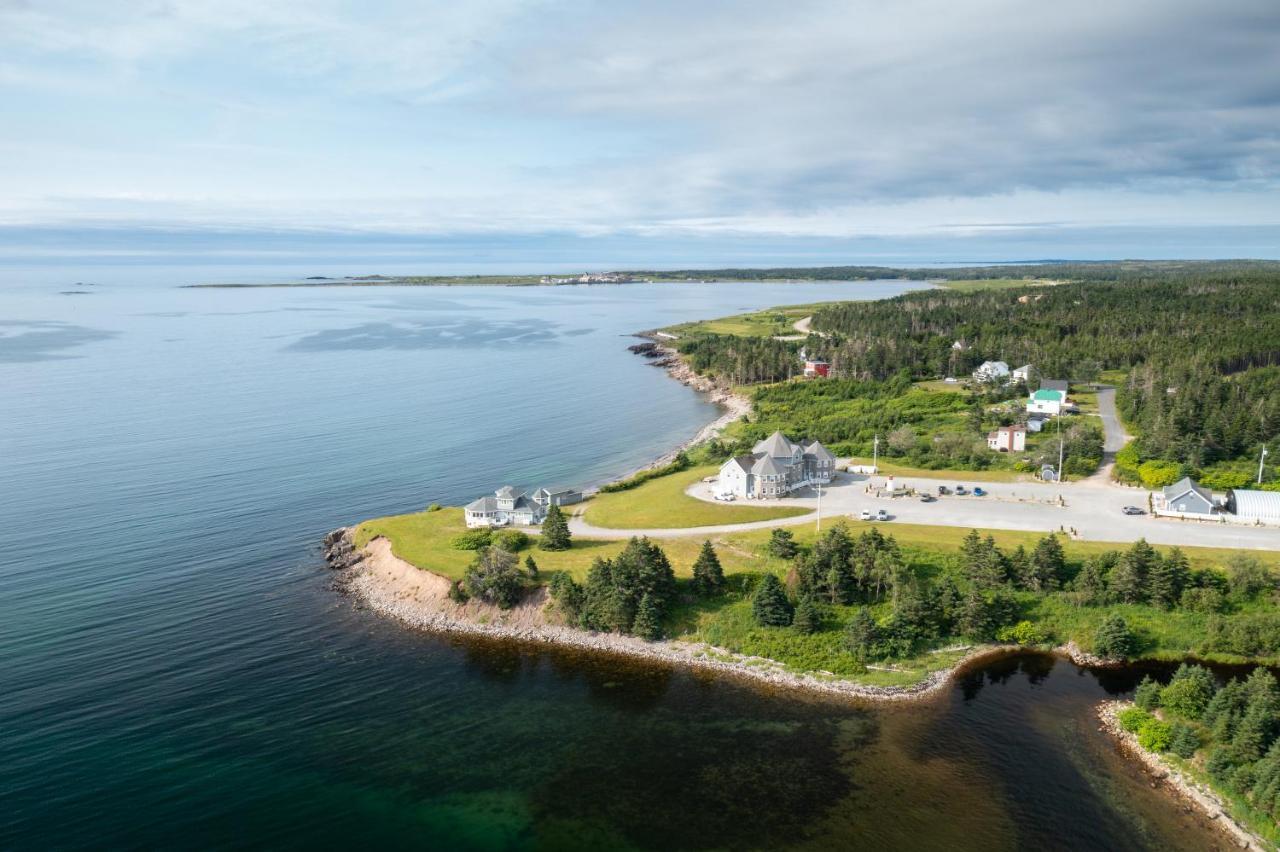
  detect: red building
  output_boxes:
[803,359,830,378]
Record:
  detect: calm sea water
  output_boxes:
[0,271,1229,850]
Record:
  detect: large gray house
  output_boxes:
[717,431,836,499]
[464,485,583,528]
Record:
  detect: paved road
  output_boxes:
[570,471,1280,552]
[1096,385,1131,452]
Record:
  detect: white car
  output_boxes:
[715,493,736,502]
[859,509,872,520]
[876,509,890,521]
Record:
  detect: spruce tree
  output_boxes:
[844,607,881,660]
[632,592,663,640]
[691,540,725,597]
[524,554,539,579]
[752,574,794,627]
[1134,676,1162,711]
[1149,549,1189,610]
[767,528,798,559]
[1031,534,1066,590]
[539,503,572,551]
[1094,614,1137,659]
[1169,723,1200,759]
[793,596,821,634]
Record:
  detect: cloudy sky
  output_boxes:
[2,0,1279,265]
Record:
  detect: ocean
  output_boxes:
[0,270,1228,849]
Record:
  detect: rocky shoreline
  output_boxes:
[325,527,1022,704]
[1096,701,1267,850]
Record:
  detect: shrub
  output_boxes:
[462,546,525,609]
[1134,676,1162,711]
[597,452,691,493]
[426,503,443,512]
[1160,664,1216,720]
[1137,718,1174,752]
[452,528,492,550]
[1117,706,1153,733]
[495,529,530,552]
[1094,614,1137,659]
[995,620,1047,646]
[1180,586,1226,614]
[1138,459,1183,489]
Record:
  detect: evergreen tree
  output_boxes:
[1074,557,1110,605]
[1030,534,1066,590]
[1134,676,1162,711]
[548,572,583,621]
[524,554,539,579]
[1094,614,1137,659]
[1006,545,1032,590]
[1169,723,1201,759]
[844,607,881,661]
[1149,548,1190,610]
[691,540,725,597]
[752,573,794,627]
[793,596,821,634]
[632,592,663,641]
[540,503,572,551]
[767,528,799,559]
[1109,540,1158,604]
[957,588,995,640]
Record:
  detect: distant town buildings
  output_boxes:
[718,431,835,499]
[539,272,637,284]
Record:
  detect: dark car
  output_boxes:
[937,485,950,495]
[954,485,969,496]
[920,494,936,503]
[1122,506,1146,516]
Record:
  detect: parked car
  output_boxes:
[920,494,936,503]
[972,487,987,497]
[937,485,950,495]
[955,485,969,495]
[859,509,872,520]
[715,494,736,502]
[875,508,890,521]
[1122,505,1146,516]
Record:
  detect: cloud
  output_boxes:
[0,0,1277,240]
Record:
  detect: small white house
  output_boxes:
[987,424,1027,452]
[1027,388,1066,416]
[973,360,1010,382]
[1012,364,1033,383]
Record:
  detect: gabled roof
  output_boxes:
[466,496,497,512]
[802,440,835,462]
[495,485,521,499]
[753,430,798,458]
[722,455,755,474]
[751,454,789,477]
[978,360,1009,371]
[1032,388,1065,401]
[1040,379,1069,393]
[1162,477,1214,505]
[1014,364,1032,372]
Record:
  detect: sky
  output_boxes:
[2,0,1279,267]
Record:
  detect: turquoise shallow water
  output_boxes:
[0,272,1232,849]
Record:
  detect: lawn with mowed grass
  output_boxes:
[581,465,811,529]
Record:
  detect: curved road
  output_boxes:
[570,470,1280,552]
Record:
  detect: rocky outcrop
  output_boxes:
[1061,640,1128,668]
[323,527,363,570]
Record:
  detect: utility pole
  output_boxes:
[1260,445,1270,485]
[816,479,822,534]
[873,433,880,474]
[1056,414,1064,483]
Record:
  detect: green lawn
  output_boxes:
[581,465,811,529]
[661,303,833,338]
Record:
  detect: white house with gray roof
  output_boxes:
[717,431,835,499]
[465,486,546,528]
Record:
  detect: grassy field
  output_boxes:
[661,303,833,338]
[934,278,1063,292]
[581,465,810,529]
